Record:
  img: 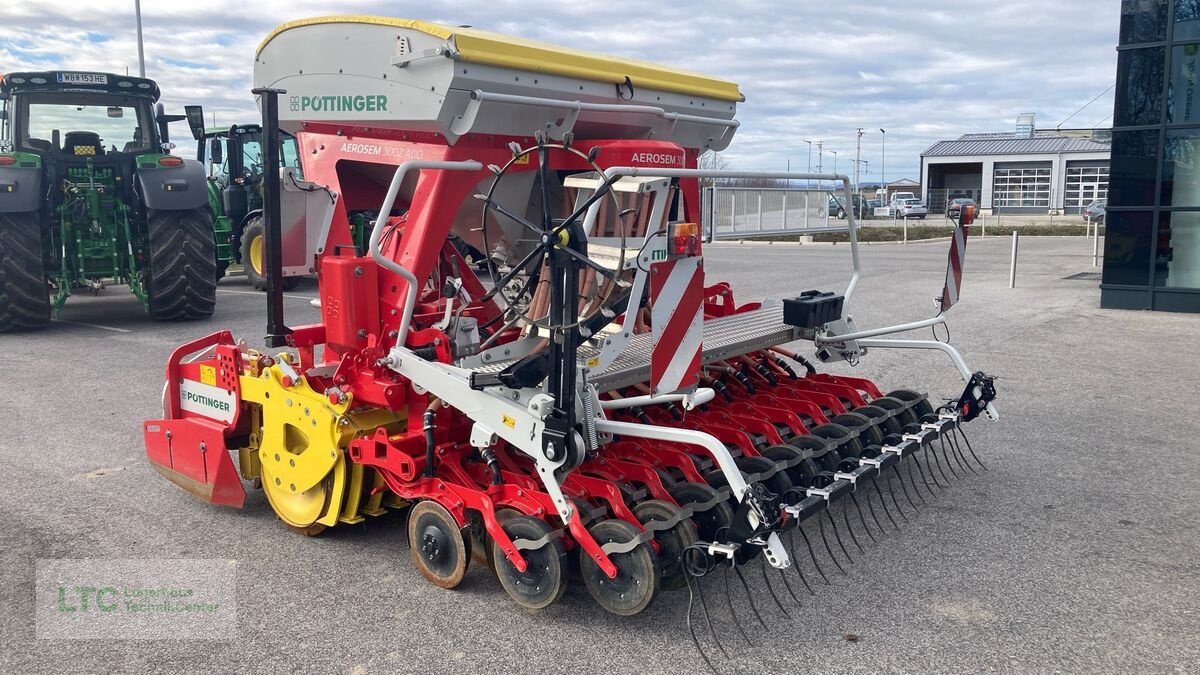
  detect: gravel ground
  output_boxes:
[2,236,1198,673]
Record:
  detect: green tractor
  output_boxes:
[192,118,303,289]
[0,70,221,331]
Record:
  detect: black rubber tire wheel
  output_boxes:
[788,434,840,474]
[407,500,470,589]
[809,423,864,459]
[707,455,794,507]
[634,499,697,592]
[762,444,808,489]
[854,404,903,438]
[580,519,660,616]
[0,211,50,331]
[887,389,936,419]
[669,481,734,544]
[240,216,301,291]
[492,515,566,611]
[873,396,920,428]
[830,412,884,449]
[146,207,217,320]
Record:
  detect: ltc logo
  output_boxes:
[57,586,119,612]
[289,96,300,112]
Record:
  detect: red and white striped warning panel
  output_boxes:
[941,224,969,312]
[650,257,704,395]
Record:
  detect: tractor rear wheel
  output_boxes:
[146,207,217,320]
[241,217,300,291]
[0,211,50,331]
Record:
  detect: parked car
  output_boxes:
[896,198,927,219]
[828,194,866,219]
[946,197,978,219]
[1085,198,1106,223]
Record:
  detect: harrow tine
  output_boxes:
[849,491,878,543]
[884,472,910,522]
[787,532,819,593]
[758,556,790,618]
[722,567,754,646]
[841,499,867,552]
[912,450,940,493]
[956,426,988,471]
[776,564,804,606]
[903,461,928,504]
[797,525,834,583]
[933,436,956,482]
[686,573,728,665]
[869,476,899,530]
[733,564,769,630]
[825,508,855,563]
[947,430,977,476]
[818,511,850,573]
[896,463,920,510]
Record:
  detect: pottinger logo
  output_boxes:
[289,94,389,113]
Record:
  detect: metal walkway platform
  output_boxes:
[474,305,799,392]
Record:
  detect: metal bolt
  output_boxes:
[354,266,364,277]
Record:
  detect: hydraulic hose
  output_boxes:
[422,398,444,478]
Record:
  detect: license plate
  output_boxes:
[56,72,108,85]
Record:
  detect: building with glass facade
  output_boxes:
[1103,0,1200,312]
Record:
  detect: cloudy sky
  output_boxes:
[2,1,1120,183]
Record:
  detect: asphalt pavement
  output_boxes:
[2,236,1198,673]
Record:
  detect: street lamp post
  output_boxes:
[879,128,886,203]
[135,0,146,77]
[830,150,838,177]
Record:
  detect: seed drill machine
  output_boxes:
[144,16,997,655]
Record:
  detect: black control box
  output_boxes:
[782,291,845,329]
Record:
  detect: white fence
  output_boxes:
[703,187,835,240]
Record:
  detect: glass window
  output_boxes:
[1102,211,1154,286]
[18,93,152,154]
[992,166,1051,208]
[1157,211,1200,287]
[1108,130,1160,206]
[1161,128,1200,205]
[1122,0,1168,44]
[1116,47,1165,126]
[1175,0,1200,41]
[1168,43,1200,122]
[1065,164,1111,210]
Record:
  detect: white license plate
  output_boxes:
[56,72,108,85]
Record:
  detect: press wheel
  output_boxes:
[669,481,734,544]
[492,515,566,610]
[886,389,936,419]
[873,396,920,428]
[854,404,903,437]
[580,519,660,616]
[633,499,698,591]
[407,501,470,589]
[830,411,884,449]
[484,507,523,574]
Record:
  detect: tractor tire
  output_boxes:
[146,207,217,321]
[0,211,51,332]
[241,217,300,291]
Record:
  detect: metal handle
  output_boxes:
[369,159,482,348]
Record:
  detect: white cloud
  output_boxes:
[1,0,1121,181]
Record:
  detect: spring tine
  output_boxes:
[850,491,878,543]
[787,532,818,593]
[869,476,899,530]
[825,509,855,563]
[721,567,753,647]
[818,511,849,573]
[733,564,769,630]
[912,450,940,493]
[896,462,920,510]
[884,472,910,522]
[957,426,988,470]
[935,436,957,481]
[841,498,867,552]
[798,523,834,583]
[758,556,790,618]
[904,461,928,504]
[688,573,728,665]
[776,565,804,606]
[947,430,977,476]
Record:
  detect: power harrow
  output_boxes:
[143,16,998,666]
